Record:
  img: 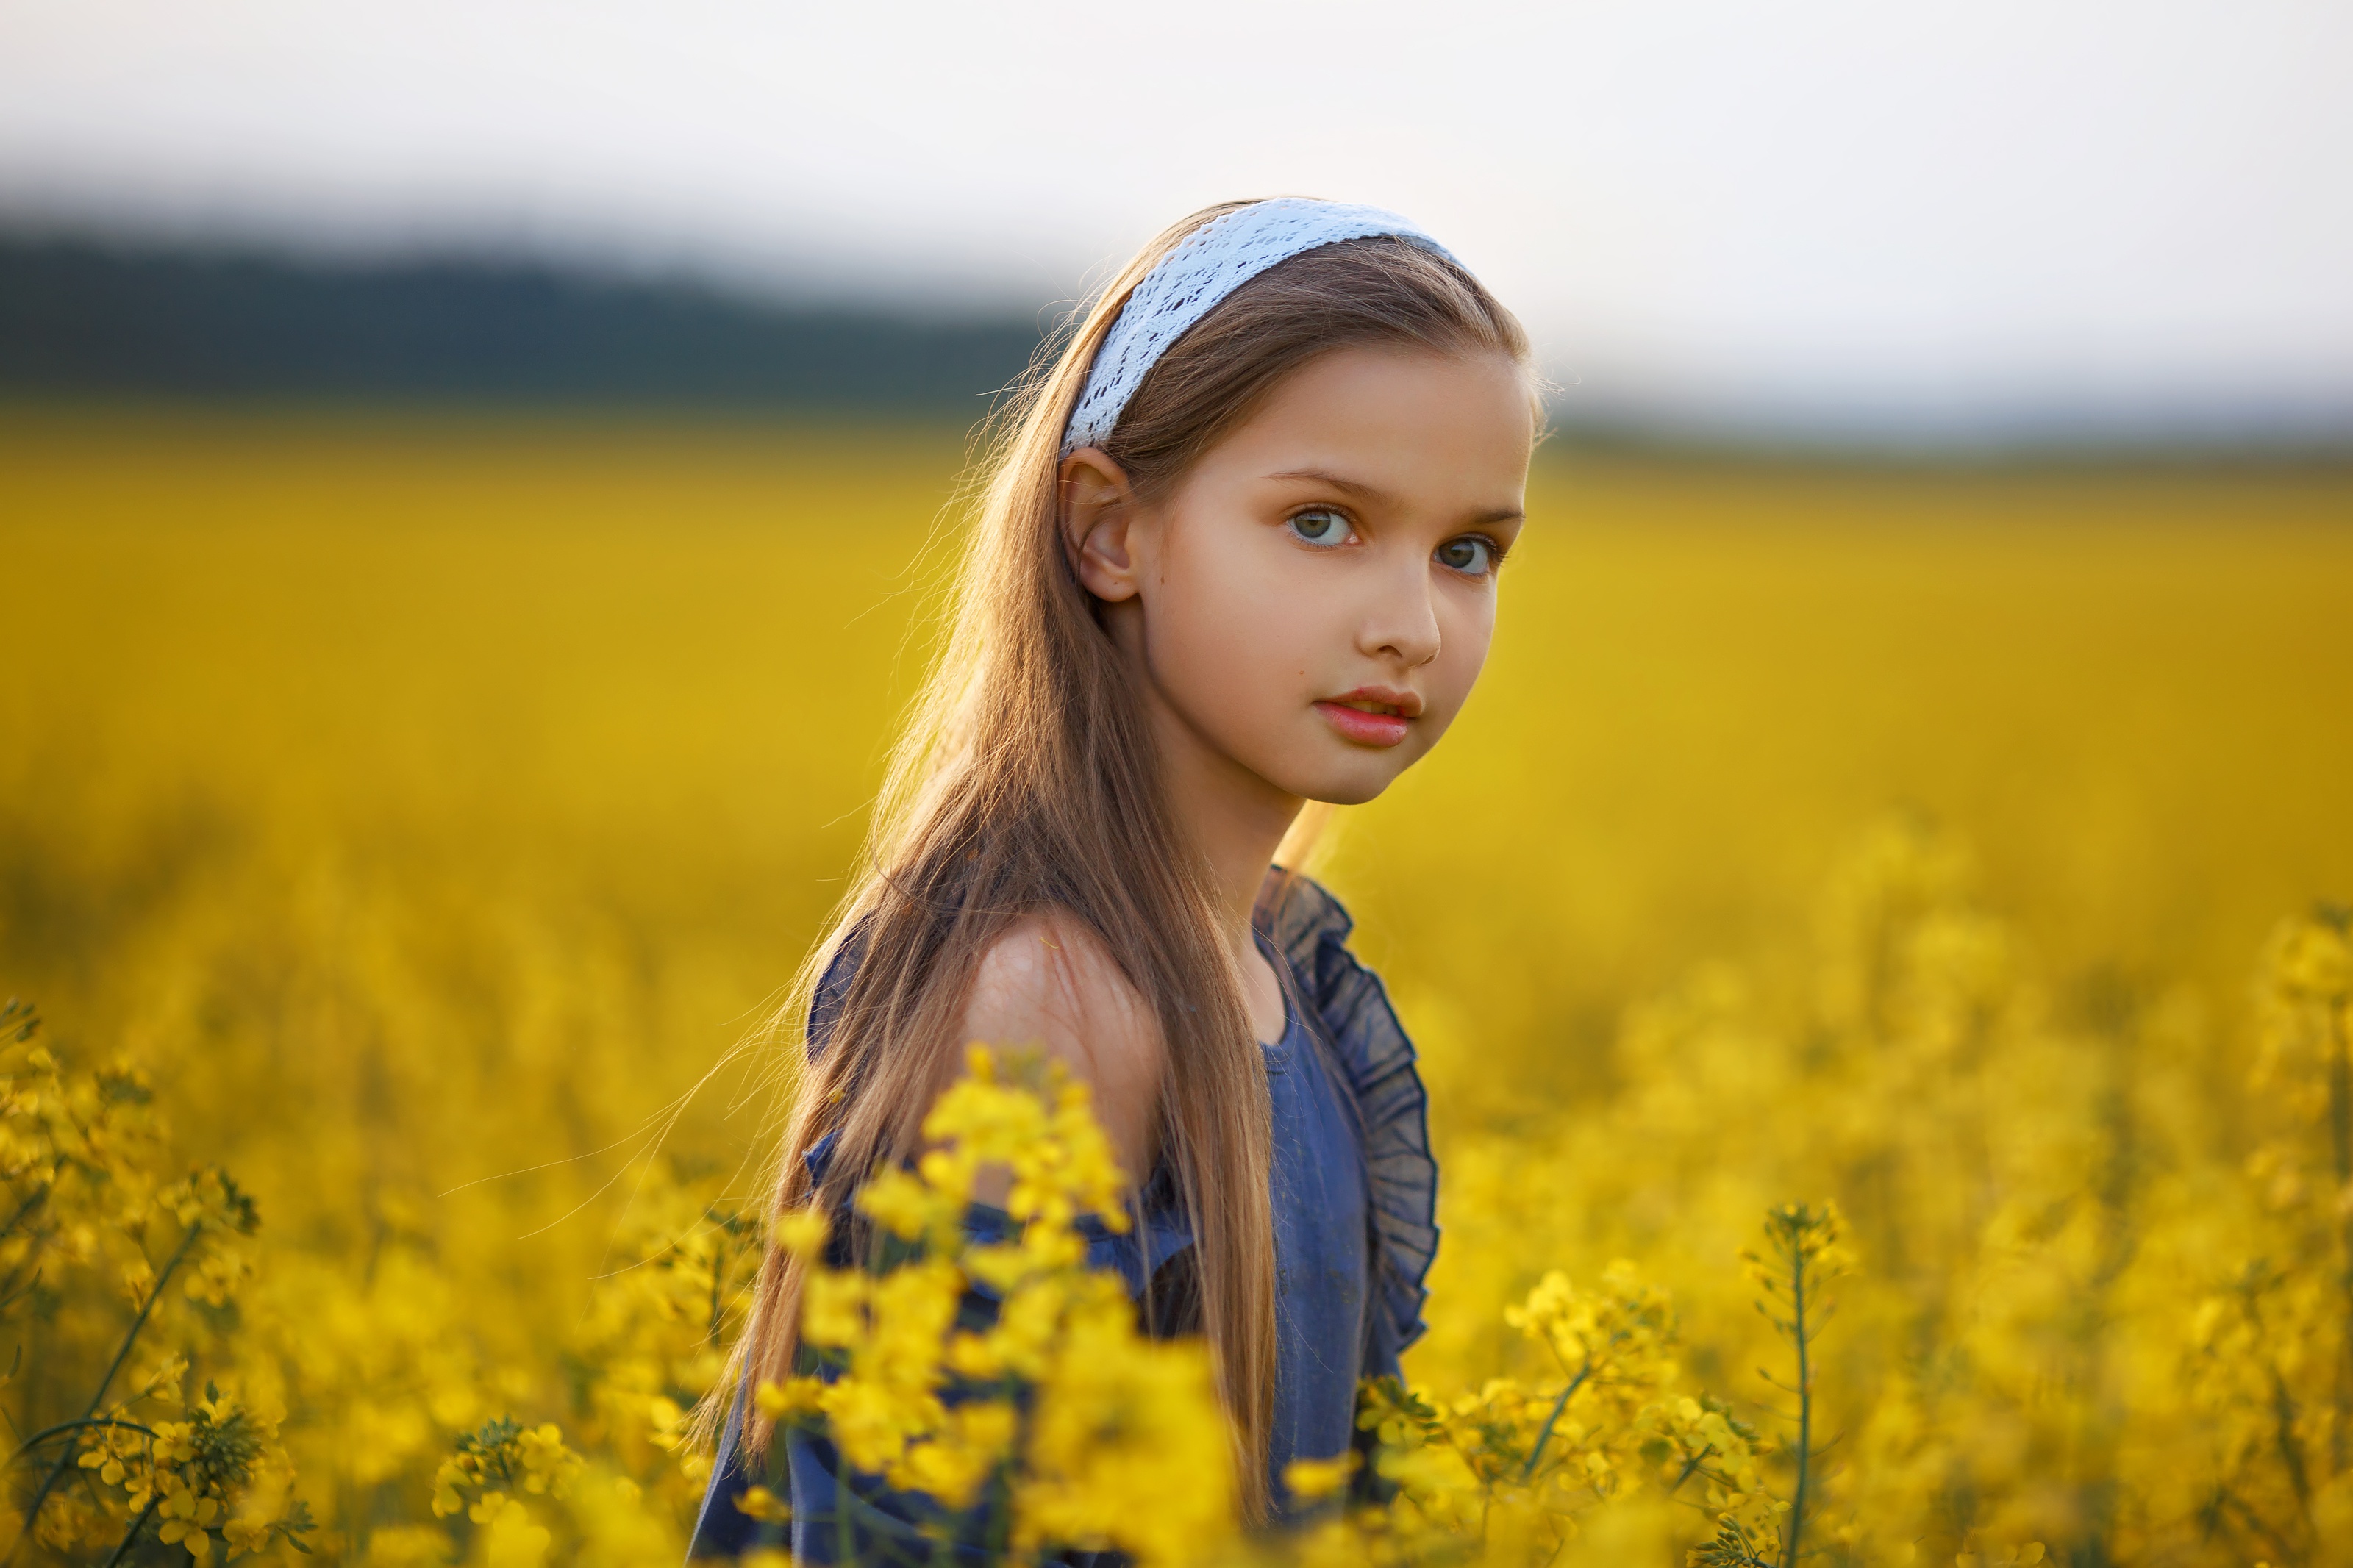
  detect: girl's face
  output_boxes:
[1067,346,1534,810]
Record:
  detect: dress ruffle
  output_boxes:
[689,873,1437,1559]
[1257,870,1439,1374]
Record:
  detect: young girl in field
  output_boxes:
[690,198,1537,1560]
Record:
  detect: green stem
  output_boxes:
[1518,1358,1595,1481]
[0,1188,54,1306]
[83,1225,200,1431]
[6,1222,200,1567]
[1663,1445,1715,1500]
[7,1419,159,1466]
[101,1496,160,1568]
[1782,1246,1812,1568]
[0,1188,49,1250]
[2272,1363,2314,1517]
[2215,1482,2301,1566]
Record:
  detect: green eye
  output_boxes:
[1438,536,1494,574]
[1287,507,1354,547]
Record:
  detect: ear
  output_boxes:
[1059,446,1144,603]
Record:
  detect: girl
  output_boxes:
[690,196,1537,1560]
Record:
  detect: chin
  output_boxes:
[1252,731,1427,809]
[1280,762,1404,809]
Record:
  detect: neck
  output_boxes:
[1142,690,1302,967]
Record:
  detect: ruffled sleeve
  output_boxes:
[1261,871,1440,1375]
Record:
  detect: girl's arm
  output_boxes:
[958,913,1166,1203]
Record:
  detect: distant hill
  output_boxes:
[0,236,1050,407]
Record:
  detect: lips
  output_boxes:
[1315,690,1415,748]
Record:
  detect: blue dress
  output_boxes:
[688,871,1438,1561]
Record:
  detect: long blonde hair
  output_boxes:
[719,201,1529,1519]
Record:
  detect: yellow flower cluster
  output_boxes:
[568,1175,766,1504]
[68,1381,310,1565]
[17,834,2353,1566]
[751,1048,1235,1564]
[2181,905,2353,1558]
[12,426,2353,1566]
[421,1417,596,1568]
[1416,819,2353,1566]
[4,996,312,1566]
[1304,1261,1778,1566]
[0,998,167,1323]
[428,1417,583,1520]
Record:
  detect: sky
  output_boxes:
[4,0,2349,440]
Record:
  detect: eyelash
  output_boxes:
[1283,506,1509,578]
[1284,506,1356,548]
[1440,533,1508,578]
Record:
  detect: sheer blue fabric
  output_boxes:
[687,870,1438,1561]
[1260,967,1370,1505]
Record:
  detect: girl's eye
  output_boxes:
[1436,535,1496,576]
[1286,507,1356,548]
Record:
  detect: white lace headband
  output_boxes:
[1060,198,1459,457]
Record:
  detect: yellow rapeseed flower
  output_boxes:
[1283,1454,1356,1502]
[772,1204,830,1261]
[753,1376,825,1422]
[732,1483,790,1523]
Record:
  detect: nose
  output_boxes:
[1357,550,1443,670]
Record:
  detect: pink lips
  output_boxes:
[1316,703,1410,745]
[1315,687,1418,748]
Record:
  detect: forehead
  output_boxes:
[1196,346,1535,501]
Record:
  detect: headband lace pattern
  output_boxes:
[1060,198,1458,457]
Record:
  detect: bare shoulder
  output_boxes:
[961,913,1165,1175]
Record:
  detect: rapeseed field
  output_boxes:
[4,411,2351,1565]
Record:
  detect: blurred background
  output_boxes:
[7,0,2353,444]
[6,4,2353,1564]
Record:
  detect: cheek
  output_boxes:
[1149,542,1310,698]
[1421,591,1498,726]
[1141,527,1328,730]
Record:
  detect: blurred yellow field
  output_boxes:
[4,411,2351,1564]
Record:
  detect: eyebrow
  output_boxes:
[1268,468,1526,527]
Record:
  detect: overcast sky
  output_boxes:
[4,0,2349,438]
